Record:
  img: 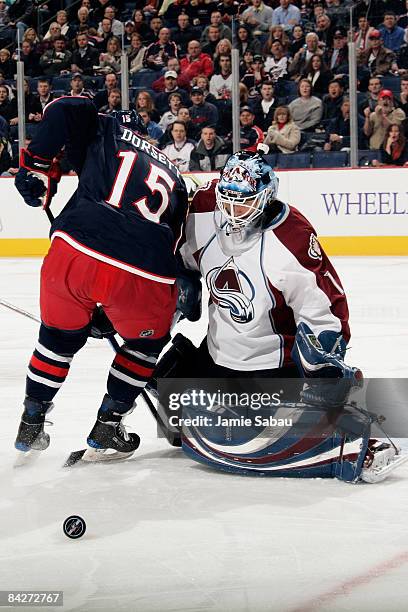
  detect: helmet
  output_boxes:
[215,151,279,229]
[112,109,148,136]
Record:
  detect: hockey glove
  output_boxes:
[176,269,202,322]
[89,306,116,340]
[15,149,62,208]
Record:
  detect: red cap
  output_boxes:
[369,29,381,39]
[378,89,393,100]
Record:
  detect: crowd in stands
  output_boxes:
[2,0,408,173]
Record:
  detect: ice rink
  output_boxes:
[1,256,408,612]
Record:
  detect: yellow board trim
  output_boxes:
[0,236,408,257]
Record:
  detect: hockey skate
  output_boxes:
[15,397,53,453]
[84,394,140,463]
[360,439,408,483]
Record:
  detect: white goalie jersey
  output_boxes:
[179,180,350,371]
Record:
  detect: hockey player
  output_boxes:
[153,149,403,482]
[14,97,189,460]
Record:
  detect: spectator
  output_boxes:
[372,123,408,166]
[289,32,322,80]
[241,0,274,38]
[128,33,146,74]
[189,125,230,171]
[238,106,264,151]
[180,40,214,81]
[93,0,112,24]
[202,25,222,60]
[158,91,183,131]
[201,10,232,44]
[209,54,233,100]
[358,75,382,114]
[325,27,348,74]
[358,30,398,76]
[316,13,335,50]
[0,0,12,47]
[22,27,40,50]
[324,97,365,151]
[144,27,178,70]
[264,105,301,153]
[289,24,306,57]
[71,32,99,75]
[185,0,214,28]
[234,23,261,57]
[354,15,376,51]
[96,18,113,52]
[177,105,201,142]
[0,84,16,123]
[217,0,240,24]
[0,48,16,80]
[378,11,405,53]
[15,40,40,77]
[93,73,119,109]
[363,89,405,150]
[100,88,122,113]
[152,56,190,91]
[138,107,163,145]
[74,7,93,33]
[241,54,267,97]
[264,40,290,84]
[155,70,190,113]
[132,9,150,41]
[240,49,255,78]
[301,54,333,96]
[397,76,408,114]
[171,14,199,57]
[189,85,219,130]
[122,20,136,49]
[161,120,196,172]
[213,38,232,72]
[134,90,160,123]
[322,79,344,121]
[252,80,280,133]
[263,25,290,55]
[31,79,54,115]
[39,36,72,77]
[8,0,34,42]
[68,73,91,97]
[193,74,218,106]
[144,16,163,45]
[288,78,323,131]
[10,79,37,126]
[100,6,123,37]
[272,0,301,32]
[56,10,76,41]
[43,22,62,41]
[97,36,122,74]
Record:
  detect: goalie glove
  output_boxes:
[176,268,202,322]
[292,323,363,408]
[15,149,62,208]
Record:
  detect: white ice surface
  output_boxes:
[1,257,408,612]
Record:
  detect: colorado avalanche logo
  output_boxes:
[221,164,257,194]
[206,258,255,323]
[308,234,322,260]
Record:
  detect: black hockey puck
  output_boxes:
[63,515,86,539]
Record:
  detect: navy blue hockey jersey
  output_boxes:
[29,97,189,284]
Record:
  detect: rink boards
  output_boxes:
[1,167,407,256]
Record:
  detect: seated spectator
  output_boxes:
[193,74,217,106]
[10,79,38,126]
[235,23,261,58]
[144,27,178,71]
[100,88,122,113]
[176,105,201,142]
[14,40,40,77]
[358,75,382,114]
[241,0,274,39]
[189,125,230,171]
[378,11,405,53]
[128,33,146,74]
[22,27,40,50]
[358,30,398,76]
[241,54,267,98]
[161,120,196,172]
[71,32,100,75]
[322,79,344,121]
[73,7,94,33]
[158,91,183,131]
[0,48,16,80]
[138,107,163,145]
[210,54,232,100]
[134,90,160,123]
[180,40,214,82]
[185,0,214,28]
[397,76,408,114]
[371,123,408,166]
[288,78,323,131]
[123,20,135,49]
[143,15,163,46]
[289,24,306,57]
[56,9,76,42]
[0,84,16,123]
[301,54,333,96]
[43,22,62,41]
[264,39,290,84]
[316,13,335,50]
[189,85,219,131]
[132,9,150,41]
[171,14,200,58]
[289,32,322,81]
[31,79,54,115]
[100,6,123,37]
[95,18,113,52]
[263,25,290,55]
[252,80,280,133]
[272,0,301,32]
[237,105,264,152]
[354,15,376,51]
[97,36,122,74]
[68,73,93,97]
[93,72,119,109]
[201,10,232,47]
[155,70,190,113]
[0,133,11,174]
[213,38,232,72]
[201,25,222,59]
[240,49,255,78]
[40,36,72,77]
[363,89,406,149]
[324,97,365,151]
[325,27,348,74]
[264,105,301,153]
[152,57,190,92]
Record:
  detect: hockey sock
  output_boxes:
[26,323,89,402]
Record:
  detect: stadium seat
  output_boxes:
[51,77,71,92]
[276,152,311,169]
[131,70,160,89]
[312,151,348,168]
[358,149,380,166]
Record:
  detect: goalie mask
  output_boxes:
[112,109,148,136]
[216,151,279,229]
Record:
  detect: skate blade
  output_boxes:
[361,452,408,483]
[14,449,42,468]
[82,448,135,462]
